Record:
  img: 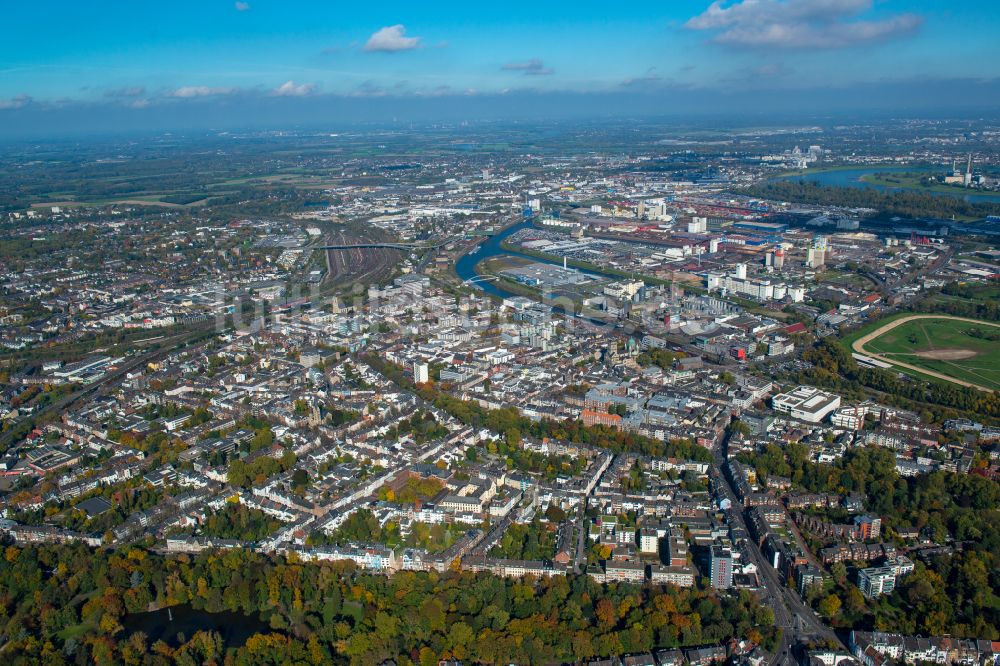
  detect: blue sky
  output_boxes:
[1,1,999,134]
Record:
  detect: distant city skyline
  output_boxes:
[2,0,999,136]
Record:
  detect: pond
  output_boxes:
[122,604,271,648]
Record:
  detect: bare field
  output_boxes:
[913,349,978,361]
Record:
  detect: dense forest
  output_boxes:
[0,542,780,665]
[745,180,1000,219]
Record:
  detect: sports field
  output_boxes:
[852,315,1000,392]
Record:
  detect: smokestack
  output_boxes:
[563,256,567,270]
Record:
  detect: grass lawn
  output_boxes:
[862,317,1000,391]
[840,312,912,350]
[861,172,1000,200]
[57,621,97,642]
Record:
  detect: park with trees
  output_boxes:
[0,542,780,665]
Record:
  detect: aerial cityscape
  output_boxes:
[1,2,999,666]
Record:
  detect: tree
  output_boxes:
[545,504,567,522]
[250,427,274,452]
[596,598,617,627]
[818,594,841,619]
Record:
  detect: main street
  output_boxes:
[711,438,847,666]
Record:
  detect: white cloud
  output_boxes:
[234,1,250,11]
[363,25,422,53]
[685,0,922,49]
[501,59,554,76]
[687,0,870,29]
[271,80,315,97]
[0,94,31,109]
[171,86,237,98]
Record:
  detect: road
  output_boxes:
[712,439,846,666]
[852,314,1000,392]
[574,503,588,573]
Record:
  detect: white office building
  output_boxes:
[772,386,842,423]
[413,362,429,384]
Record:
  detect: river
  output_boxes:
[455,220,531,298]
[455,220,606,300]
[774,166,1000,203]
[455,220,622,328]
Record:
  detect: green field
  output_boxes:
[841,312,912,350]
[860,172,999,199]
[863,317,1000,391]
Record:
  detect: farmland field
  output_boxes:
[852,315,1000,391]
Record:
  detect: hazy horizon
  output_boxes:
[3,1,999,139]
[3,80,1000,142]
